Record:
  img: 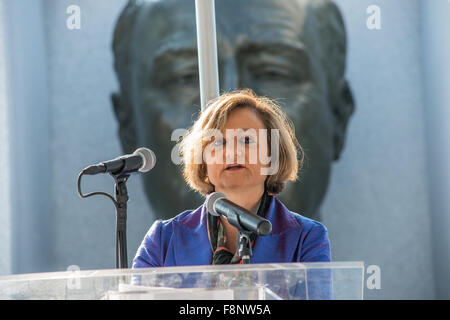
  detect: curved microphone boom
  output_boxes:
[206,192,272,236]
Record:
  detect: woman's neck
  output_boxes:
[215,184,265,212]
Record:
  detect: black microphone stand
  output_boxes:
[112,172,129,269]
[226,211,254,264]
[77,169,132,269]
[77,148,155,270]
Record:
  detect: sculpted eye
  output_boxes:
[252,66,296,81]
[175,71,198,85]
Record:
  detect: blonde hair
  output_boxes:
[178,89,303,196]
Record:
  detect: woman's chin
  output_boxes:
[221,181,247,189]
[218,179,249,191]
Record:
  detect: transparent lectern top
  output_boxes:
[0,262,364,300]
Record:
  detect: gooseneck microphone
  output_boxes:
[81,147,156,176]
[206,192,272,236]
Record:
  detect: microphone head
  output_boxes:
[258,220,272,236]
[205,192,227,216]
[134,147,156,173]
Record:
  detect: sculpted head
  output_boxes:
[111,0,355,220]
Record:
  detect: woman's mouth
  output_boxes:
[225,164,245,171]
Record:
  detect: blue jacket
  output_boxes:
[133,196,331,268]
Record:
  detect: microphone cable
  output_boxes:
[77,169,128,269]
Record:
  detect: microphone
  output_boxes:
[81,147,156,176]
[205,192,272,236]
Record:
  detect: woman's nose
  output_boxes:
[224,136,245,163]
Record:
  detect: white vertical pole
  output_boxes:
[2,0,52,274]
[0,0,12,276]
[421,0,450,299]
[195,0,220,111]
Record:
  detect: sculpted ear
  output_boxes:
[332,79,355,161]
[111,92,137,154]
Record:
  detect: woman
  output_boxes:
[132,89,331,268]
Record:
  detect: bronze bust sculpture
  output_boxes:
[111,0,355,221]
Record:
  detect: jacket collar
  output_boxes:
[171,196,302,266]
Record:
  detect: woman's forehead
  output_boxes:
[220,107,266,130]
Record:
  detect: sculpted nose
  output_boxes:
[220,57,240,92]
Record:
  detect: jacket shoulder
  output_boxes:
[288,212,331,262]
[273,198,330,262]
[273,197,327,234]
[288,210,329,234]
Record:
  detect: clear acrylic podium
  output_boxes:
[0,262,364,300]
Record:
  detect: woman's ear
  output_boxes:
[111,92,137,154]
[331,79,355,161]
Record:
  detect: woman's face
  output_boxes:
[205,107,269,192]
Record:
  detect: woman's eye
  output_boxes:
[239,136,255,144]
[213,139,225,146]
